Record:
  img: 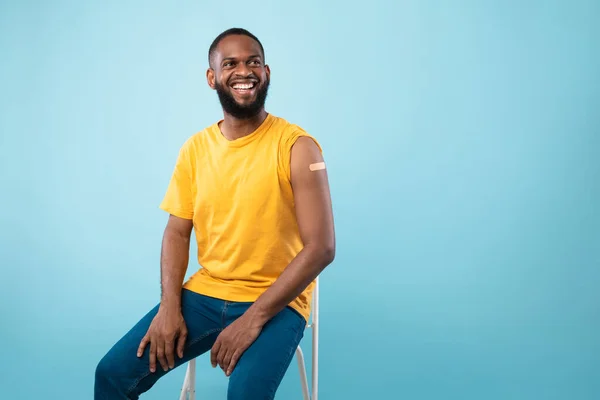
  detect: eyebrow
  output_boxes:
[221,54,262,63]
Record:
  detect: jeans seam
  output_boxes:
[221,301,230,329]
[125,327,222,397]
[267,319,305,399]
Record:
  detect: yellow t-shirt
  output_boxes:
[159,113,321,322]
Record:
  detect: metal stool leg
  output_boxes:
[297,277,319,400]
[179,358,196,400]
[311,277,319,400]
[296,346,310,400]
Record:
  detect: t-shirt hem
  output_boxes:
[183,278,311,323]
[159,204,193,220]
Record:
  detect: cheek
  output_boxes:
[217,73,231,86]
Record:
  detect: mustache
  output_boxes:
[227,74,259,84]
[214,75,270,119]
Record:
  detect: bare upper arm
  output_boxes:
[165,214,193,239]
[290,136,335,256]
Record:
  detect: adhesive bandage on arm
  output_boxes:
[309,162,326,171]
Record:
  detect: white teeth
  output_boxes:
[233,83,254,90]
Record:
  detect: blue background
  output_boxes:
[1,0,599,399]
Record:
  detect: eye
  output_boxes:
[223,61,235,68]
[249,59,261,66]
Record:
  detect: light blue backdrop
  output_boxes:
[1,0,598,399]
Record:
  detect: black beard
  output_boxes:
[215,78,270,119]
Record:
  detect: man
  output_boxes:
[94,27,335,399]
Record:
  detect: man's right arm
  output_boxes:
[159,214,194,310]
[137,214,194,373]
[140,137,196,372]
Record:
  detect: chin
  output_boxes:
[235,99,256,107]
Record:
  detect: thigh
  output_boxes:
[227,307,306,400]
[96,289,223,398]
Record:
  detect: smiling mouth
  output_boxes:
[231,81,257,94]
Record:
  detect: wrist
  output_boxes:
[159,296,181,312]
[244,304,271,328]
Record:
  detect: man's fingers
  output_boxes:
[156,340,168,372]
[210,339,221,368]
[165,339,176,369]
[222,349,234,373]
[137,334,149,357]
[176,329,187,359]
[210,337,223,368]
[226,349,242,377]
[217,345,228,371]
[149,339,157,373]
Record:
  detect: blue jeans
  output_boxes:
[95,289,306,399]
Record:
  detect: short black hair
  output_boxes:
[208,28,265,67]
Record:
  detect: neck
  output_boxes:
[219,109,268,141]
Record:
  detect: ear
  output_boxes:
[206,68,216,90]
[265,64,271,80]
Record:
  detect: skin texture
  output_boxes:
[137,33,336,377]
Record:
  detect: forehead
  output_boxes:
[215,34,263,61]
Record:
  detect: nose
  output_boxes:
[234,62,253,77]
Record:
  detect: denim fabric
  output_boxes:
[95,289,305,399]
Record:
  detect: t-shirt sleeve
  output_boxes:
[159,140,195,220]
[279,127,323,182]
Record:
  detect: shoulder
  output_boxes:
[270,115,324,180]
[270,115,323,154]
[270,114,308,136]
[178,122,219,154]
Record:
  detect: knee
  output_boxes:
[228,371,279,400]
[95,352,128,396]
[95,354,114,386]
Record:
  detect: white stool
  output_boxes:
[179,277,320,400]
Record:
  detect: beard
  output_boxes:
[215,77,270,120]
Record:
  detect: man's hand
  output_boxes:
[137,214,192,373]
[137,306,188,373]
[210,313,263,376]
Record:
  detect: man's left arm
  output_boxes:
[210,136,335,375]
[248,136,336,322]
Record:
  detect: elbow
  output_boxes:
[314,242,335,267]
[324,244,336,265]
